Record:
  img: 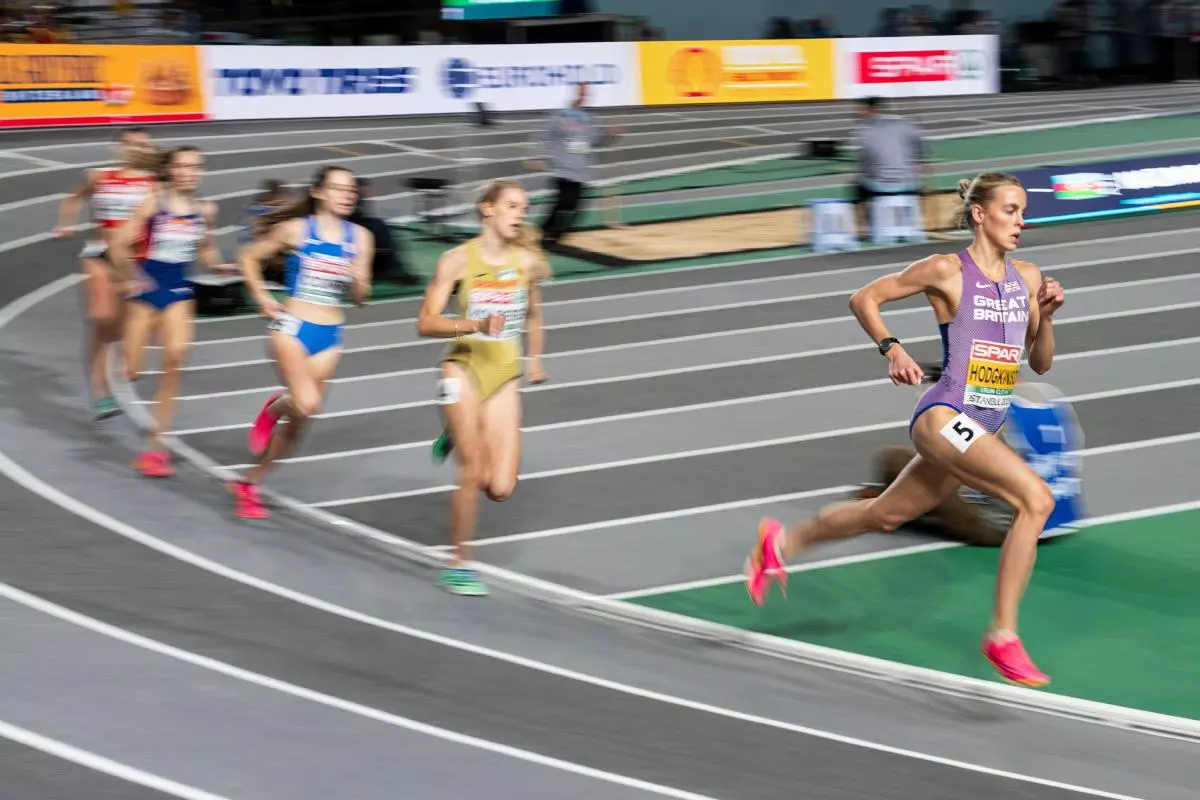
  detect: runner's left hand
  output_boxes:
[526,359,547,385]
[1037,276,1064,318]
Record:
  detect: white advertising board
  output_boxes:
[204,43,640,121]
[833,35,999,99]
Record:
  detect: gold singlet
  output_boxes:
[440,238,531,401]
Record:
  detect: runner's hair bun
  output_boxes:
[957,178,972,198]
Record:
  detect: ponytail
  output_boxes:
[517,221,553,281]
[257,164,353,236]
[128,144,168,176]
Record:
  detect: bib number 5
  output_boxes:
[939,412,986,454]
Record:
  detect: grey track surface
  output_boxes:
[1,86,1199,799]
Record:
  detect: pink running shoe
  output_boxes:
[229,480,269,519]
[982,633,1050,688]
[247,392,282,457]
[744,516,788,606]
[133,450,173,478]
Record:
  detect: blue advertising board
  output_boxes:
[1015,151,1200,224]
[1002,383,1084,536]
[956,382,1085,539]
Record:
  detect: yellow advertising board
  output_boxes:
[638,39,834,106]
[0,45,206,128]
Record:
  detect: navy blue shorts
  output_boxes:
[132,262,193,311]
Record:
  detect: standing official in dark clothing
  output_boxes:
[350,177,421,285]
[526,83,621,247]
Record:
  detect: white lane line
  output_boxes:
[0,584,719,800]
[0,717,232,800]
[158,366,437,403]
[535,299,1200,362]
[464,418,1200,552]
[0,150,68,168]
[168,271,1200,373]
[0,192,69,212]
[6,91,1182,154]
[455,485,859,550]
[168,335,1200,437]
[0,467,1171,795]
[183,247,1200,347]
[608,488,1200,601]
[180,298,1200,438]
[161,295,1200,396]
[187,223,1200,338]
[300,381,1200,507]
[539,222,1200,290]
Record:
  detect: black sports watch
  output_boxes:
[878,337,900,356]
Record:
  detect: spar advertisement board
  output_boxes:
[1014,151,1200,224]
[834,35,998,98]
[202,42,639,121]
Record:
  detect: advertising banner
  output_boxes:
[833,35,998,98]
[425,43,638,112]
[637,39,834,106]
[204,43,639,121]
[0,45,206,128]
[1015,151,1200,224]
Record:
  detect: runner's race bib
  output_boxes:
[295,254,353,305]
[147,217,203,264]
[466,279,527,341]
[566,136,591,155]
[267,312,301,336]
[94,183,149,221]
[964,339,1021,410]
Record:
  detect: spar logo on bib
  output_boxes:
[964,339,1021,410]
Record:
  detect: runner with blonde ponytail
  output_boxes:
[744,170,1067,688]
[417,179,548,596]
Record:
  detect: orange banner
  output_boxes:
[638,39,834,106]
[0,45,206,128]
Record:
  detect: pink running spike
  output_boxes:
[133,450,173,478]
[247,392,282,457]
[229,480,269,520]
[982,634,1050,688]
[744,517,788,606]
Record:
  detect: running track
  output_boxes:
[0,87,1199,800]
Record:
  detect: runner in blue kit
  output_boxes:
[744,172,1066,688]
[113,145,230,478]
[231,165,374,520]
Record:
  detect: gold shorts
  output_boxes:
[441,338,521,402]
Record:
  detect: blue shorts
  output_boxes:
[269,314,343,356]
[132,262,193,311]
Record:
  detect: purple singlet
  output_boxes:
[911,249,1030,435]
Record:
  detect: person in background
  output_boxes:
[240,179,292,284]
[851,95,930,238]
[349,176,421,286]
[525,82,622,249]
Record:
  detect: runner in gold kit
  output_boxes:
[417,179,549,596]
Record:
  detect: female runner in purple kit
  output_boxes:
[744,172,1066,688]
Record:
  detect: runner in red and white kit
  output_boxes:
[54,127,157,420]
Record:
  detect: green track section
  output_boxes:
[630,509,1200,721]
